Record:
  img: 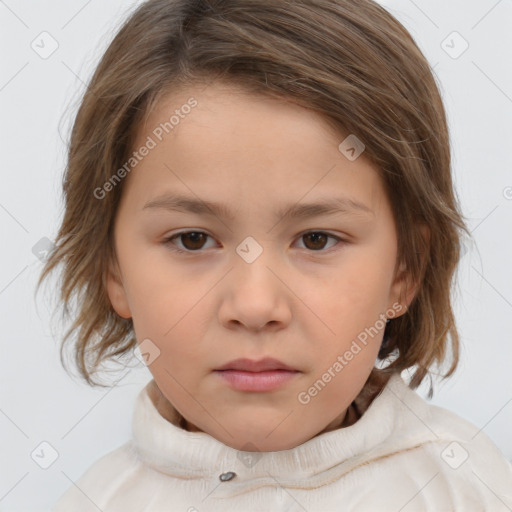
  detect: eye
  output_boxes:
[163,230,345,254]
[294,231,343,252]
[163,231,215,253]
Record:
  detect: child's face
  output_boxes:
[107,81,412,451]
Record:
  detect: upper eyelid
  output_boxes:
[166,229,343,239]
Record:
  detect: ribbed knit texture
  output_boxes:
[52,374,512,511]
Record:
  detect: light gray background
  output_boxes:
[1,0,511,510]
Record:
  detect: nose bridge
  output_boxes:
[218,239,291,330]
[232,236,279,295]
[235,233,268,265]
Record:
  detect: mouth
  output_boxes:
[214,357,301,392]
[214,357,299,372]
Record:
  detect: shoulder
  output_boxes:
[365,374,512,509]
[51,441,143,512]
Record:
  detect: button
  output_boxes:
[219,471,236,482]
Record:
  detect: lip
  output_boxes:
[214,369,299,392]
[215,357,298,372]
[214,357,300,392]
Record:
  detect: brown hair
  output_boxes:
[37,0,471,397]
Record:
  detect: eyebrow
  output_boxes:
[142,193,373,221]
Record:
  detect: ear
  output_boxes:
[388,224,430,318]
[106,255,132,319]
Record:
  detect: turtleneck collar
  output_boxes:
[131,373,420,493]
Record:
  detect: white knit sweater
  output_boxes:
[52,373,512,511]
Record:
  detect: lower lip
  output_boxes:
[214,370,299,392]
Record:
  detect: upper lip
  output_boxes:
[215,357,299,372]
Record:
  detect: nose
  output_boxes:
[218,254,292,332]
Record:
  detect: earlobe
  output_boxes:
[106,259,132,319]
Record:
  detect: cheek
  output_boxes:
[312,259,392,324]
[119,244,187,319]
[124,271,210,364]
[301,261,390,369]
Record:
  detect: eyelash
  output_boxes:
[162,230,346,255]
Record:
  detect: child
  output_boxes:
[39,0,512,510]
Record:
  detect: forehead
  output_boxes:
[141,81,342,153]
[122,81,389,220]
